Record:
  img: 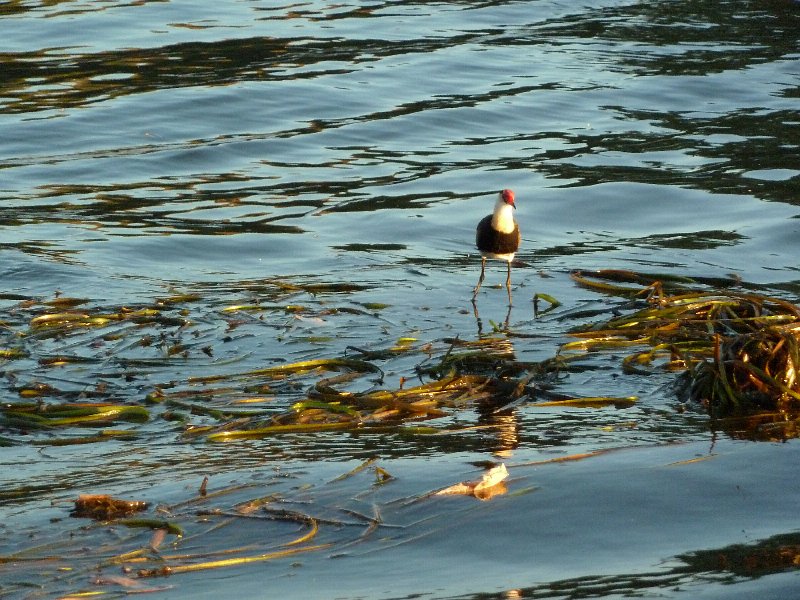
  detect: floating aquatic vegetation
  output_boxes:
[71,494,149,520]
[1,402,149,429]
[0,288,559,450]
[565,270,800,433]
[2,461,403,596]
[35,429,139,446]
[416,336,519,378]
[3,272,800,451]
[682,325,800,417]
[0,348,26,360]
[199,373,504,442]
[570,269,741,297]
[28,306,186,335]
[533,292,561,316]
[532,396,638,409]
[251,357,382,378]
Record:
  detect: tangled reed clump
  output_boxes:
[570,271,800,423]
[686,326,800,418]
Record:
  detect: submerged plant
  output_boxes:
[682,325,800,417]
[567,270,800,431]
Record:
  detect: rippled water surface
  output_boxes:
[2,1,800,598]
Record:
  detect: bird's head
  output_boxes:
[500,189,515,209]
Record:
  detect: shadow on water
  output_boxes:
[539,107,800,205]
[455,531,800,600]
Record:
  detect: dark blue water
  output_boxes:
[2,1,800,598]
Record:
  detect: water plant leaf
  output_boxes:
[118,519,184,536]
[1,403,149,428]
[570,269,701,296]
[533,292,562,316]
[534,396,638,409]
[34,430,139,446]
[291,400,361,417]
[147,543,331,576]
[207,421,357,442]
[561,278,800,426]
[685,325,800,417]
[251,357,381,377]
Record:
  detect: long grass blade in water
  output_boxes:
[328,458,379,483]
[251,358,380,377]
[2,403,149,428]
[118,519,184,536]
[150,543,332,576]
[533,396,638,409]
[34,430,139,446]
[207,421,357,442]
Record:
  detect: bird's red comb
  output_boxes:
[501,189,515,206]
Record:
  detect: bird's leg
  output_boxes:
[472,297,483,335]
[472,257,487,298]
[505,261,513,305]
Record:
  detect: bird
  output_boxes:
[472,189,520,301]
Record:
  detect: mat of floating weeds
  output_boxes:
[566,270,800,438]
[4,271,800,449]
[0,281,557,449]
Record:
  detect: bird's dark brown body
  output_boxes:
[475,214,520,258]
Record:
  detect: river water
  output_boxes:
[2,1,800,598]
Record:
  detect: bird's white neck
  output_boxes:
[491,197,516,233]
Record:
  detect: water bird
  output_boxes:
[472,189,520,302]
